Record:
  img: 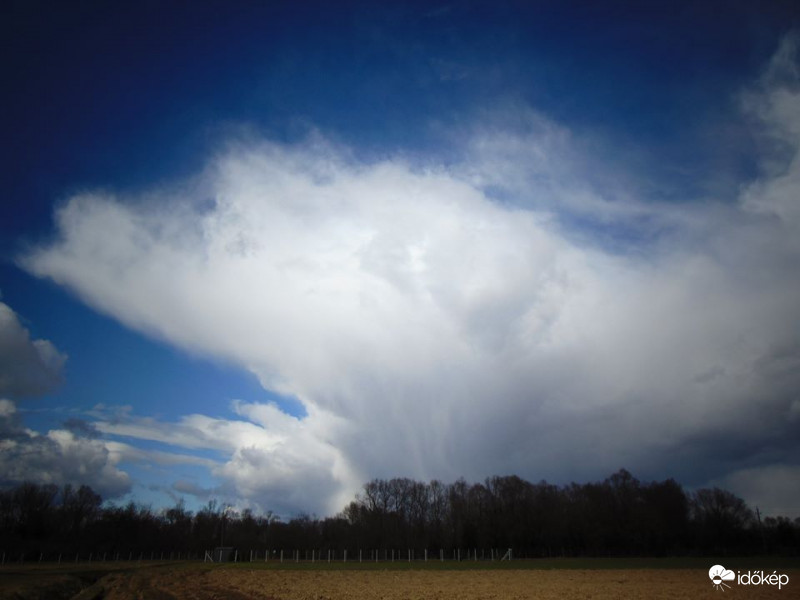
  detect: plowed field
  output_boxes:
[1,562,796,599]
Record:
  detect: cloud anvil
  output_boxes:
[2,3,799,519]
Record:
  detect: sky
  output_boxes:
[2,0,800,519]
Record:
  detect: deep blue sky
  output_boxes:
[2,1,800,516]
[4,0,794,239]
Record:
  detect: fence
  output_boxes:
[0,549,202,565]
[204,547,513,563]
[1,547,513,565]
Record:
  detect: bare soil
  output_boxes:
[0,563,796,599]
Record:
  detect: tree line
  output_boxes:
[1,470,797,560]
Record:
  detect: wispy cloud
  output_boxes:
[103,439,219,469]
[93,400,356,515]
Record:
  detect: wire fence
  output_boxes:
[0,547,513,565]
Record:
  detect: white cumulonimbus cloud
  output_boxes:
[20,37,800,517]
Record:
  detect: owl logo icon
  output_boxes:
[709,565,736,591]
